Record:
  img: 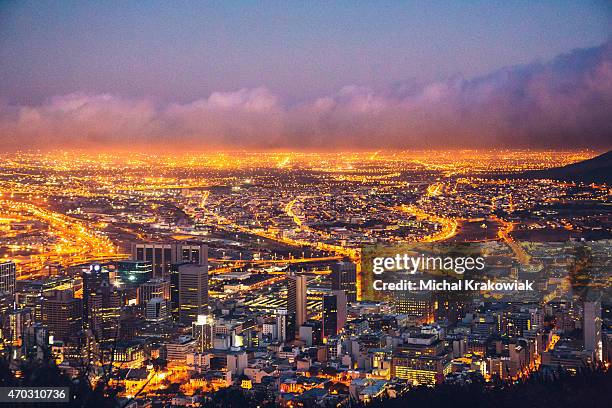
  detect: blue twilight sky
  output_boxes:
[0,1,610,150]
[1,1,610,104]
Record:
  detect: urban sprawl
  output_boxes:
[0,150,610,406]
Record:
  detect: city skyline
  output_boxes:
[0,2,610,406]
[0,135,609,407]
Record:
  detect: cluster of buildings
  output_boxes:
[0,237,610,406]
[0,151,609,406]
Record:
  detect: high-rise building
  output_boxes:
[331,261,357,303]
[584,301,602,361]
[178,264,209,324]
[117,260,153,285]
[433,291,470,324]
[169,262,189,322]
[0,261,16,294]
[138,278,170,305]
[90,282,122,343]
[25,323,49,361]
[14,289,44,323]
[82,264,109,329]
[0,291,13,325]
[276,308,291,343]
[322,290,347,337]
[192,314,214,352]
[41,290,82,341]
[394,291,434,323]
[392,332,451,385]
[287,273,307,334]
[131,241,207,277]
[13,277,75,324]
[145,297,169,322]
[7,308,33,351]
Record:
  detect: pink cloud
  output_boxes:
[0,41,610,150]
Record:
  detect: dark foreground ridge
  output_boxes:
[363,367,612,408]
[1,357,610,408]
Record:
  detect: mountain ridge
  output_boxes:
[514,150,611,185]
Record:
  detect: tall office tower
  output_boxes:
[145,297,169,322]
[0,291,12,324]
[41,290,82,341]
[138,278,170,305]
[7,308,33,352]
[178,264,209,324]
[322,290,347,337]
[117,260,153,285]
[331,261,357,303]
[91,281,122,344]
[192,314,214,352]
[0,261,16,294]
[131,241,207,277]
[169,262,188,322]
[14,290,44,323]
[433,292,470,325]
[287,273,307,334]
[25,323,49,361]
[276,308,291,343]
[391,332,450,385]
[82,264,109,329]
[13,277,75,323]
[584,301,602,361]
[394,291,434,323]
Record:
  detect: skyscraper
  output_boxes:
[131,241,207,277]
[178,263,209,324]
[169,262,189,322]
[433,291,470,325]
[502,311,532,338]
[91,281,122,343]
[276,308,290,343]
[394,291,434,323]
[391,332,450,385]
[82,264,109,329]
[331,261,357,303]
[138,278,170,305]
[145,297,169,322]
[8,308,33,352]
[322,290,347,337]
[287,273,307,335]
[192,314,214,352]
[584,301,602,362]
[0,261,16,294]
[41,290,82,341]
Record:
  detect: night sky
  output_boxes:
[0,1,610,150]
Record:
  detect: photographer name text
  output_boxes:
[373,279,534,292]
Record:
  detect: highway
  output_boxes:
[396,204,459,242]
[0,199,127,279]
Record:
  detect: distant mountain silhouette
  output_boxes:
[515,150,612,185]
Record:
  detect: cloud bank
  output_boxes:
[1,40,611,151]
